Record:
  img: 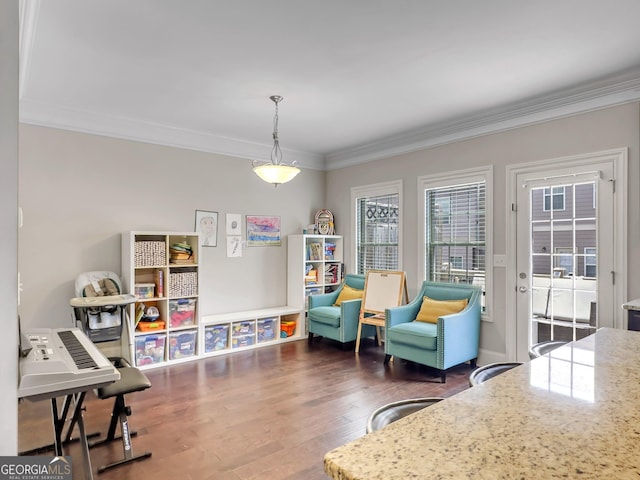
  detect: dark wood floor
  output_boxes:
[18,338,474,480]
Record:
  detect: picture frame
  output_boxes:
[246,215,281,246]
[195,210,218,247]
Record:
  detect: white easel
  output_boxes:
[355,270,408,353]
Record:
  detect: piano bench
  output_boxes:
[90,365,152,472]
[95,367,151,399]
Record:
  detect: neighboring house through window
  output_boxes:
[351,181,402,275]
[584,247,596,277]
[543,186,565,211]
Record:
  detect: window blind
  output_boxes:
[356,193,399,274]
[426,182,486,294]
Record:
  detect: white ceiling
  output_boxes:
[18,0,640,170]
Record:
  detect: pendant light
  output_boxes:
[252,95,300,186]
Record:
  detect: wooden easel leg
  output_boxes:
[355,322,362,353]
[375,326,382,346]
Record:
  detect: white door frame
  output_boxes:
[505,148,628,361]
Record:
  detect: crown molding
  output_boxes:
[19,99,325,170]
[19,69,640,172]
[325,71,640,170]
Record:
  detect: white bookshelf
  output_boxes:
[287,234,344,310]
[121,231,200,369]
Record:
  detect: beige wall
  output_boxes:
[14,95,640,368]
[1,0,19,455]
[18,125,325,330]
[326,102,640,359]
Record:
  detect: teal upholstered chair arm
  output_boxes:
[437,289,482,369]
[340,298,364,335]
[308,288,340,308]
[341,298,363,318]
[386,301,421,328]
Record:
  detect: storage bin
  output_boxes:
[134,283,155,299]
[280,320,297,337]
[169,298,197,327]
[257,317,277,343]
[134,240,166,267]
[135,334,166,366]
[168,271,198,297]
[232,320,255,336]
[231,320,255,349]
[169,330,197,360]
[232,335,255,349]
[137,320,166,332]
[204,324,230,352]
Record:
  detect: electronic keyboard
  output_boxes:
[18,327,119,400]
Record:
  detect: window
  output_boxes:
[419,167,492,315]
[449,255,463,269]
[352,181,402,275]
[543,186,565,211]
[584,247,596,277]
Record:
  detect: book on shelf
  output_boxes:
[305,268,318,284]
[324,242,336,260]
[306,242,323,261]
[324,263,340,284]
[134,303,146,328]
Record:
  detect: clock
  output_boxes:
[315,209,334,235]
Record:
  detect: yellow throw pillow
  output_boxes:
[334,284,364,306]
[415,296,468,323]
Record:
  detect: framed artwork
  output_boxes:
[246,215,281,246]
[195,210,218,247]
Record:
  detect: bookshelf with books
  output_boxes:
[121,231,200,369]
[287,234,344,310]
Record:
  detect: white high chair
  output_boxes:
[70,271,152,473]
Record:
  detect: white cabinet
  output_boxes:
[121,231,200,369]
[287,234,343,310]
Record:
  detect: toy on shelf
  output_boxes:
[315,209,334,235]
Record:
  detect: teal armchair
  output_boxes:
[308,274,375,345]
[384,281,481,382]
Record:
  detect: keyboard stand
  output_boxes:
[19,392,96,480]
[19,328,120,480]
[51,393,93,480]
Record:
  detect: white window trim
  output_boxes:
[418,166,493,321]
[350,180,403,275]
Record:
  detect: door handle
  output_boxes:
[518,285,528,293]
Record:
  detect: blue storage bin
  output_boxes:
[204,324,230,352]
[169,329,197,359]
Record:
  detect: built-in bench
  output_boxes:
[201,306,303,356]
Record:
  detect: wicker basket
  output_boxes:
[134,241,166,267]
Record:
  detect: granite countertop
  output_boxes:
[622,298,640,311]
[324,328,640,479]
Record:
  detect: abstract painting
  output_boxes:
[246,215,281,246]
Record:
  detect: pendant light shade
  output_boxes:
[252,95,300,186]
